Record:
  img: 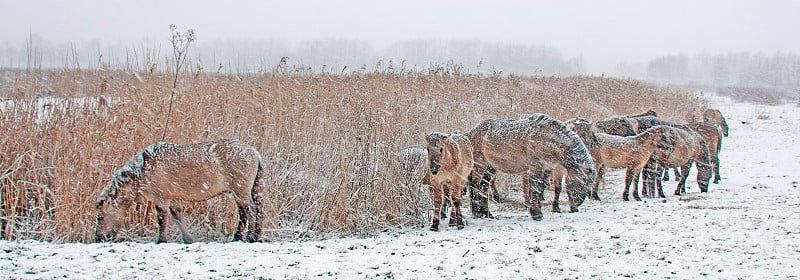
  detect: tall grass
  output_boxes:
[0,66,705,243]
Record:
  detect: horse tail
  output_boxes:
[249,155,266,241]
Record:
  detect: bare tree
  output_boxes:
[161,24,196,141]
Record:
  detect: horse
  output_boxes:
[703,108,729,137]
[686,122,724,184]
[568,118,668,201]
[642,126,713,197]
[425,132,473,231]
[96,139,266,243]
[466,114,596,220]
[399,146,499,221]
[629,115,682,182]
[591,116,639,137]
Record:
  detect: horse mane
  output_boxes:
[97,142,167,205]
[630,109,658,118]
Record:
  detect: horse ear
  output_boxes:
[440,134,450,142]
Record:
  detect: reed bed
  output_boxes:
[0,67,705,243]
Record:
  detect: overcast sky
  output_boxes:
[1,0,799,72]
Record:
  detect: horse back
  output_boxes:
[146,139,261,201]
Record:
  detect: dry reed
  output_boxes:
[0,66,705,243]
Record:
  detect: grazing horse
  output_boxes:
[643,126,713,197]
[686,122,724,183]
[704,108,729,137]
[466,114,595,220]
[96,139,265,243]
[569,119,668,201]
[425,132,473,231]
[591,116,639,137]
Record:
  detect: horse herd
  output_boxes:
[94,109,727,243]
[403,109,727,232]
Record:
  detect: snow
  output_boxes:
[2,93,799,279]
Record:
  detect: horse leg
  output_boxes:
[526,172,546,220]
[591,165,603,201]
[440,187,449,220]
[712,156,721,184]
[672,168,681,182]
[468,167,489,218]
[156,205,169,243]
[655,165,666,198]
[233,205,248,241]
[470,167,494,218]
[640,170,649,197]
[675,163,692,196]
[450,184,465,230]
[169,204,194,244]
[625,168,641,201]
[490,176,501,203]
[521,173,538,220]
[430,185,443,231]
[661,167,670,181]
[552,172,562,213]
[632,168,642,201]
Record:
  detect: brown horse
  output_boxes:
[466,114,596,220]
[686,122,724,183]
[628,114,682,182]
[569,119,668,201]
[704,108,729,137]
[643,126,713,197]
[425,132,473,231]
[96,139,265,243]
[591,116,639,137]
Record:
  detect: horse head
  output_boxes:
[425,132,449,176]
[95,148,155,242]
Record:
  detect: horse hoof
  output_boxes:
[552,207,562,213]
[568,207,579,213]
[529,208,543,221]
[634,196,641,201]
[622,196,629,201]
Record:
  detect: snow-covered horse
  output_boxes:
[466,114,596,220]
[703,108,729,137]
[425,132,473,231]
[643,126,713,197]
[96,139,266,243]
[569,118,668,201]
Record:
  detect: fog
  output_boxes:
[2,0,799,78]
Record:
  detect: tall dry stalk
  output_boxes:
[161,24,196,141]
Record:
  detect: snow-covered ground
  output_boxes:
[2,94,799,279]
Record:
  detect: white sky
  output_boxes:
[1,0,799,72]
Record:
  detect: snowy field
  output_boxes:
[1,93,799,279]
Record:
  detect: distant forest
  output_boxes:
[641,52,800,92]
[1,35,797,93]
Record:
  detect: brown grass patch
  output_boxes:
[0,67,704,242]
[716,86,791,105]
